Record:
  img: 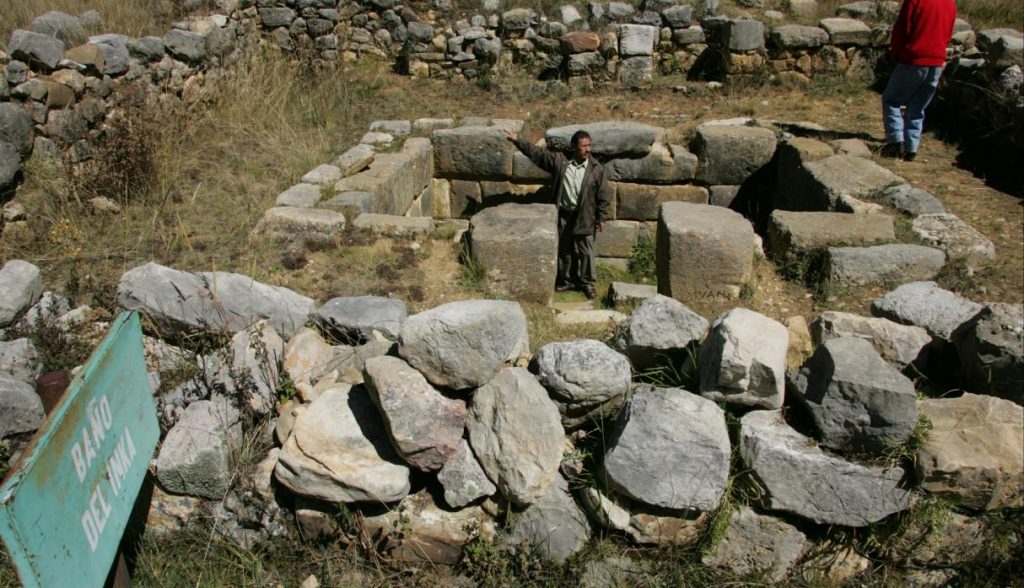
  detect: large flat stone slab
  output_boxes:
[810,311,931,369]
[656,202,754,300]
[766,210,894,260]
[333,138,433,214]
[352,213,434,237]
[468,203,558,304]
[872,281,984,342]
[781,154,903,211]
[253,206,346,247]
[826,244,946,286]
[545,121,663,158]
[911,213,995,270]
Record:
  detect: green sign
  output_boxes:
[0,311,159,588]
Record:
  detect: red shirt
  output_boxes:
[890,0,957,67]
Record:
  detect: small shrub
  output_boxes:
[627,234,656,283]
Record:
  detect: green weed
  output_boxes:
[627,233,656,283]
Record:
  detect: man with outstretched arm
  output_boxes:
[505,128,612,300]
[880,0,957,161]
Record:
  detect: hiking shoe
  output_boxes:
[902,151,917,162]
[878,142,903,159]
[584,286,597,300]
[555,283,574,292]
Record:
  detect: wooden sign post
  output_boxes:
[0,312,159,588]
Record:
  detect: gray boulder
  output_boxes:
[467,368,564,506]
[662,5,694,28]
[88,34,130,75]
[1,142,19,192]
[532,339,632,429]
[657,202,754,300]
[791,337,918,451]
[878,183,945,215]
[826,244,946,286]
[602,386,730,511]
[30,11,85,44]
[363,356,466,471]
[692,124,777,185]
[224,321,283,416]
[274,385,411,503]
[117,262,316,340]
[501,8,535,31]
[437,439,497,508]
[508,474,591,562]
[399,299,529,390]
[615,294,709,368]
[811,311,931,369]
[468,203,558,305]
[0,260,42,328]
[739,409,912,526]
[952,303,1023,404]
[8,30,65,71]
[619,56,654,88]
[163,29,206,63]
[916,394,1023,510]
[432,126,514,179]
[128,36,165,61]
[0,339,40,384]
[0,374,45,438]
[0,103,35,158]
[699,308,788,409]
[702,507,807,582]
[315,296,407,343]
[155,398,241,499]
[275,183,322,208]
[911,213,995,271]
[545,121,662,158]
[872,281,983,342]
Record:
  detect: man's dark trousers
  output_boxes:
[557,207,596,289]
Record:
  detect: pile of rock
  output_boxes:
[4,256,1021,583]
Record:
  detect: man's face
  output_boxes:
[573,137,592,161]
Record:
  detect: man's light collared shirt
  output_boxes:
[560,158,588,211]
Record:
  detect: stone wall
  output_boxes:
[2,1,1021,202]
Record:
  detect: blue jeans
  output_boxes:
[882,63,943,154]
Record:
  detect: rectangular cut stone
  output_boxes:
[725,19,765,51]
[468,203,558,304]
[320,191,375,215]
[352,214,434,238]
[826,244,947,286]
[619,24,658,57]
[432,126,514,179]
[657,202,754,300]
[404,185,433,217]
[450,179,481,218]
[605,143,697,183]
[275,183,322,208]
[767,210,895,260]
[596,220,641,258]
[333,138,433,215]
[333,144,374,177]
[819,18,871,45]
[431,178,451,218]
[616,183,708,220]
[778,154,903,211]
[512,151,551,182]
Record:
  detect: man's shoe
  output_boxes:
[584,286,597,300]
[878,142,903,159]
[903,151,917,162]
[555,283,573,292]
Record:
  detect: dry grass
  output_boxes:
[0,0,185,46]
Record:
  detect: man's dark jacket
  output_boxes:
[510,138,612,235]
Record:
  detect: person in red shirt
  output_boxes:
[880,0,957,161]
